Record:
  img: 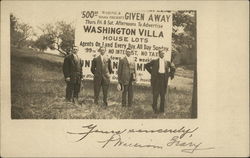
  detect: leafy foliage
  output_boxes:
[34,34,54,51]
[172,11,196,65]
[38,21,75,56]
[10,13,33,48]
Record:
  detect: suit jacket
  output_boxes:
[63,54,83,83]
[145,58,175,88]
[118,56,136,85]
[91,55,113,84]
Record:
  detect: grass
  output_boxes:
[11,47,194,119]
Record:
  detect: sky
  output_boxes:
[6,1,188,41]
[9,1,79,36]
[7,1,192,32]
[4,1,191,56]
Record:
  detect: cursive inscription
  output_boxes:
[67,124,127,142]
[67,124,214,154]
[97,134,163,149]
[167,136,215,153]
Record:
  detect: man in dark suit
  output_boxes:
[145,50,175,113]
[91,46,113,107]
[63,46,83,105]
[63,52,72,102]
[118,48,136,107]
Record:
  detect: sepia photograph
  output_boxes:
[10,7,197,119]
[1,1,248,157]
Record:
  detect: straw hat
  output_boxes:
[117,83,123,91]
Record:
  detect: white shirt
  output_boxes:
[100,55,103,62]
[100,54,108,63]
[125,55,134,64]
[73,53,78,60]
[158,58,165,73]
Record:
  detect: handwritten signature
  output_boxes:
[67,124,215,154]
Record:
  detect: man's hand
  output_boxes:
[134,77,138,83]
[65,77,70,82]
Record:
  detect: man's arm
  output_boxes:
[80,59,84,79]
[168,61,176,79]
[145,60,153,74]
[91,58,96,75]
[108,59,113,74]
[133,60,137,82]
[117,59,123,83]
[63,56,70,78]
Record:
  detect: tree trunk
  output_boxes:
[191,11,197,118]
[56,47,67,56]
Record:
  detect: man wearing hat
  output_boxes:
[63,45,83,105]
[91,46,113,107]
[118,48,136,107]
[145,49,175,113]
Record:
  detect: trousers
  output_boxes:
[94,77,109,106]
[65,79,81,100]
[122,74,134,106]
[152,73,168,112]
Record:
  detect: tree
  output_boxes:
[171,11,197,118]
[191,12,197,118]
[10,13,18,46]
[38,21,75,56]
[172,11,196,65]
[34,34,54,52]
[25,39,36,48]
[10,13,33,48]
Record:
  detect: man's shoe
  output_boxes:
[94,99,99,105]
[65,98,71,102]
[152,104,157,113]
[73,98,79,106]
[103,102,108,107]
[159,110,164,113]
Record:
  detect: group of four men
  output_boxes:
[63,46,175,113]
